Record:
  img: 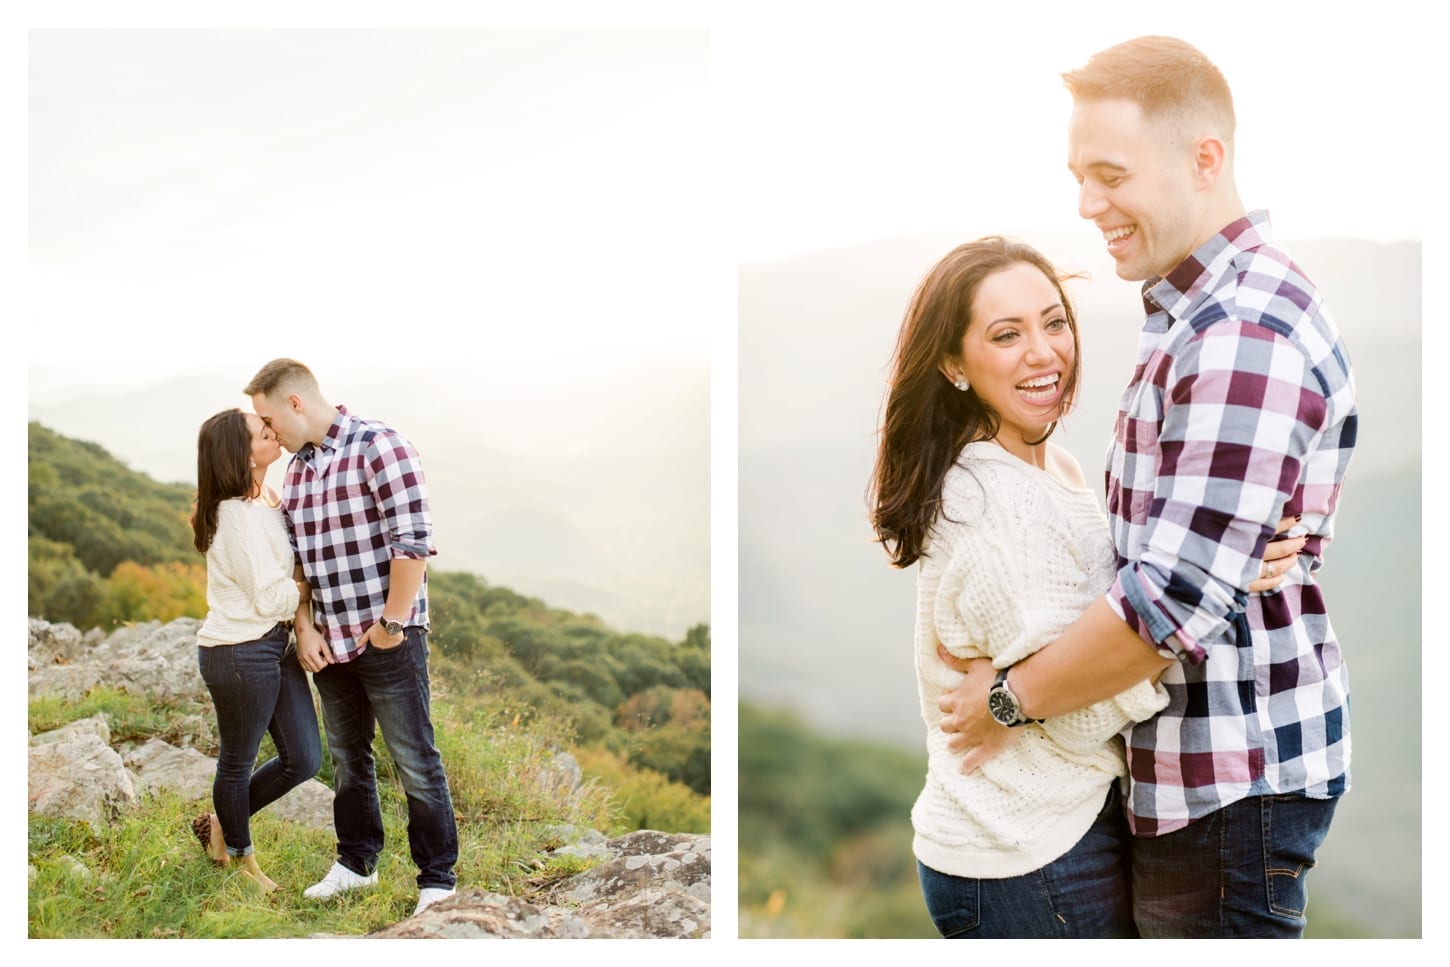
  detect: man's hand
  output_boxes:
[296,625,335,674]
[364,620,406,652]
[936,646,1019,773]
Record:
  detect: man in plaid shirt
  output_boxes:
[938,36,1356,937]
[246,358,459,917]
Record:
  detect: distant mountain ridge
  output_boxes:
[28,365,709,640]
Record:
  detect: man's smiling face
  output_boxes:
[1067,97,1202,282]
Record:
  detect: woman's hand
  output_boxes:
[1250,515,1308,594]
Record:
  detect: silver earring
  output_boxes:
[955,378,970,392]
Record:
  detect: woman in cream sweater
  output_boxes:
[189,408,321,892]
[869,238,1299,937]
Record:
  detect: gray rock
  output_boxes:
[121,736,336,833]
[28,727,136,834]
[550,831,711,906]
[29,713,111,747]
[124,738,217,800]
[369,829,711,939]
[28,617,209,704]
[544,824,614,861]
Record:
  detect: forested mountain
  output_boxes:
[27,421,710,807]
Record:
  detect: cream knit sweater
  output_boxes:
[196,494,301,648]
[911,441,1168,879]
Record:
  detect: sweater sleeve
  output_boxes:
[1038,680,1169,753]
[934,455,1170,753]
[932,459,1051,664]
[212,502,301,619]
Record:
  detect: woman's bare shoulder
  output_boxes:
[1045,442,1089,490]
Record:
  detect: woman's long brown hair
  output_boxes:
[191,408,254,553]
[868,237,1081,568]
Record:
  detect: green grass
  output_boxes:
[28,693,628,938]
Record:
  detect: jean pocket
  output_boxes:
[1262,795,1334,920]
[369,637,407,653]
[918,861,980,937]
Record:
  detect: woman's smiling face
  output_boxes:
[946,261,1077,455]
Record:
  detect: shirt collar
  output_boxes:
[299,404,352,460]
[1141,210,1272,319]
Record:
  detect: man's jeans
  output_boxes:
[916,786,1137,938]
[197,623,322,857]
[312,628,459,890]
[1131,794,1339,938]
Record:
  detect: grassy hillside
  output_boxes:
[29,685,615,938]
[27,421,710,940]
[27,419,709,804]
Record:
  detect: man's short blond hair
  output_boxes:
[1062,35,1236,149]
[243,358,318,399]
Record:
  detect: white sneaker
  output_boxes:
[413,887,456,916]
[303,861,378,899]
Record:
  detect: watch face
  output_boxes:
[988,687,1019,726]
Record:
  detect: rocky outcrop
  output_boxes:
[26,617,710,938]
[371,835,710,939]
[29,617,212,705]
[28,716,136,835]
[368,831,711,939]
[28,617,338,835]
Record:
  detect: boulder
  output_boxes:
[29,720,137,834]
[369,830,711,939]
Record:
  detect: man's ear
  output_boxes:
[1192,135,1227,189]
[287,393,304,413]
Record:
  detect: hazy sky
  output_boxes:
[26,27,717,396]
[721,3,1430,262]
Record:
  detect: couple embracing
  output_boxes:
[188,358,458,917]
[870,36,1356,938]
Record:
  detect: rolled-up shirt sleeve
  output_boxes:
[1107,320,1329,664]
[366,433,437,560]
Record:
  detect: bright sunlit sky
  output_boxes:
[722,3,1431,261]
[24,25,715,396]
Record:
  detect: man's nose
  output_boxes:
[1078,181,1108,220]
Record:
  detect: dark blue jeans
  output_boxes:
[311,628,458,890]
[917,787,1137,938]
[197,623,322,857]
[1131,794,1338,938]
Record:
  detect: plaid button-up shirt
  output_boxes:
[1104,211,1357,835]
[281,405,436,663]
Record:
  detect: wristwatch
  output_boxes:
[380,616,406,636]
[987,668,1040,728]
